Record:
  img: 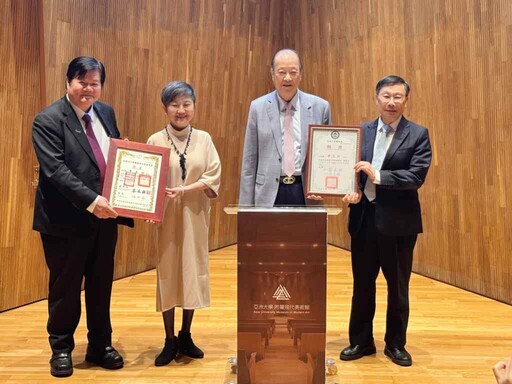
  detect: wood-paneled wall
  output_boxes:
[0,0,48,312]
[0,0,289,311]
[295,0,512,303]
[1,0,511,311]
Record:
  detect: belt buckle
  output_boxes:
[282,175,295,184]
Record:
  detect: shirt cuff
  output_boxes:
[86,195,100,213]
[374,170,381,185]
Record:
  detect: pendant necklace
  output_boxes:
[165,125,192,181]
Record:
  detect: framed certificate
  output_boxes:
[305,125,362,196]
[102,139,170,221]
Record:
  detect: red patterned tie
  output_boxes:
[283,103,295,177]
[82,114,106,187]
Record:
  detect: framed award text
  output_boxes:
[306,124,362,197]
[102,139,170,221]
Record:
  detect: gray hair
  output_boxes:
[160,81,196,106]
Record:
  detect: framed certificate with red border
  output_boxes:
[102,139,170,221]
[305,124,362,197]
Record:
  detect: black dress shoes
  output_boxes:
[384,345,412,366]
[50,352,73,377]
[178,331,204,359]
[340,342,377,361]
[85,345,124,369]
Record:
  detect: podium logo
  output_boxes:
[272,284,291,300]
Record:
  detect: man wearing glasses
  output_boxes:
[340,75,432,367]
[239,49,331,207]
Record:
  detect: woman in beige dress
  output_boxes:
[146,81,221,366]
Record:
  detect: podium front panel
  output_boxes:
[237,209,326,384]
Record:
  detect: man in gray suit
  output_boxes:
[239,49,331,207]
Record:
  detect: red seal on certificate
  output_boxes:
[124,171,136,187]
[138,174,152,187]
[325,176,339,189]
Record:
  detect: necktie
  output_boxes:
[364,124,390,201]
[283,103,295,177]
[82,114,106,187]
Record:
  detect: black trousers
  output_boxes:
[348,201,417,348]
[274,176,306,206]
[41,219,118,354]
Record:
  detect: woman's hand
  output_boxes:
[165,185,185,199]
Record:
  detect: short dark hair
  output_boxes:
[271,49,303,71]
[161,81,196,106]
[376,75,410,96]
[66,56,106,85]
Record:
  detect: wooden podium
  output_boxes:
[225,206,339,384]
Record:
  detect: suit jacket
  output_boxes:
[32,96,134,236]
[239,90,331,207]
[348,117,432,237]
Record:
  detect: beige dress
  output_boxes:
[147,125,221,311]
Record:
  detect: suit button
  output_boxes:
[278,158,282,162]
[275,178,279,182]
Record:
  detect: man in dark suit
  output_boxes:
[340,75,432,367]
[32,56,133,377]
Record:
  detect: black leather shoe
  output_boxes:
[155,336,178,366]
[178,331,204,359]
[50,352,73,377]
[384,345,412,366]
[340,343,376,361]
[85,345,124,369]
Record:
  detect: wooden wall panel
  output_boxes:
[0,0,48,311]
[294,0,512,303]
[2,0,511,311]
[1,0,288,311]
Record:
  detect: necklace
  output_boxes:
[165,125,193,181]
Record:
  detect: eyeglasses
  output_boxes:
[378,94,406,103]
[274,69,301,79]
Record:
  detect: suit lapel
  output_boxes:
[94,102,116,138]
[383,117,410,166]
[265,91,283,157]
[61,97,100,169]
[361,120,378,187]
[364,119,378,162]
[299,90,313,167]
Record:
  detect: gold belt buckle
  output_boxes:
[282,175,295,184]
